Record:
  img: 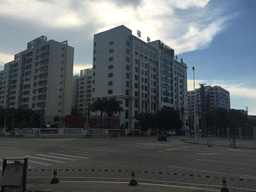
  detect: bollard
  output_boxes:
[50,169,59,184]
[129,170,137,186]
[221,178,229,192]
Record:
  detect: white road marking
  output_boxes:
[68,150,106,156]
[37,154,77,161]
[25,155,64,163]
[62,181,219,191]
[158,146,190,152]
[196,159,256,166]
[66,151,99,157]
[48,152,89,159]
[196,153,221,156]
[27,160,51,166]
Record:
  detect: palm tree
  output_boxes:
[91,97,108,127]
[91,97,123,128]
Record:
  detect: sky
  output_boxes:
[0,0,255,115]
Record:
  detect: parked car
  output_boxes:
[175,129,185,135]
[158,132,167,141]
[150,131,157,135]
[167,130,176,136]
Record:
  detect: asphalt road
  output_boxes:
[0,136,255,178]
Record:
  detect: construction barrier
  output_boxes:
[24,166,256,191]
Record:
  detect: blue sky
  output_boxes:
[0,0,255,114]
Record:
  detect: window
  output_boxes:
[108,90,113,94]
[142,85,144,90]
[126,49,129,54]
[145,78,147,83]
[109,41,114,45]
[142,70,144,74]
[135,59,138,64]
[109,57,113,61]
[126,40,129,46]
[145,71,147,75]
[108,65,113,69]
[109,49,114,53]
[125,81,129,87]
[94,42,96,46]
[125,90,129,95]
[126,73,129,79]
[125,110,129,119]
[135,100,138,107]
[145,63,147,68]
[135,75,138,80]
[94,50,96,54]
[108,81,113,86]
[145,86,147,91]
[93,80,95,84]
[93,88,95,92]
[93,57,96,61]
[108,73,113,77]
[145,94,148,98]
[93,73,95,76]
[135,67,138,72]
[142,77,144,82]
[126,57,129,62]
[125,99,129,107]
[93,65,95,69]
[126,65,129,70]
[135,91,138,96]
[135,83,138,88]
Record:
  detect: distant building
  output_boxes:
[0,36,74,123]
[88,25,187,129]
[187,85,230,117]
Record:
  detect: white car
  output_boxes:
[167,130,176,136]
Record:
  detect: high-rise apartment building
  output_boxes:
[90,25,187,129]
[0,36,74,123]
[187,85,230,117]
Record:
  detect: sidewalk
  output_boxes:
[182,136,256,149]
[22,180,223,192]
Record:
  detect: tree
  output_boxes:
[135,112,157,131]
[91,97,123,128]
[71,107,80,116]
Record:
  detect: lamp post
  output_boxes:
[192,67,197,141]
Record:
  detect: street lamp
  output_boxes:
[192,67,197,141]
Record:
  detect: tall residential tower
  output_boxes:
[0,36,74,123]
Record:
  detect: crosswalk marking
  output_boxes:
[37,154,77,161]
[27,160,51,166]
[67,150,106,156]
[65,151,98,157]
[25,155,64,163]
[48,152,89,159]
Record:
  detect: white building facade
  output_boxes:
[91,25,187,129]
[0,36,74,123]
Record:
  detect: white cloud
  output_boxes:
[73,64,92,75]
[0,0,233,54]
[0,52,14,65]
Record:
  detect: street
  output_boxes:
[0,136,255,178]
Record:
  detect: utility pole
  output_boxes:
[245,106,248,135]
[192,67,197,141]
[199,84,206,137]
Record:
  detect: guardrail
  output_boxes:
[26,166,256,191]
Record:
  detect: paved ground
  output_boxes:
[1,136,256,191]
[3,180,233,192]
